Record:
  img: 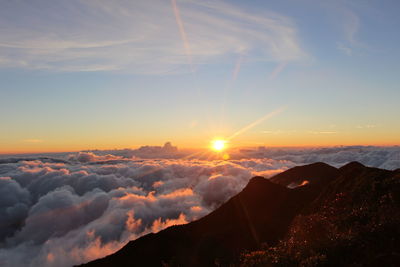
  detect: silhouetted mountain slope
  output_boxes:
[242,162,400,266]
[81,162,400,266]
[306,161,394,212]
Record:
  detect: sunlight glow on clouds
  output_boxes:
[0,0,306,73]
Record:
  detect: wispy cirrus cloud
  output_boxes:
[22,139,43,143]
[0,0,306,74]
[326,1,365,56]
[308,131,338,135]
[356,124,377,129]
[337,42,352,56]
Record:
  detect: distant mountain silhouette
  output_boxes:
[80,162,400,266]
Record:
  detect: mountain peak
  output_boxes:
[339,161,365,172]
[246,176,275,189]
[247,176,268,184]
[269,162,339,187]
[241,176,289,200]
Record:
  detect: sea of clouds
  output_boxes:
[0,146,399,267]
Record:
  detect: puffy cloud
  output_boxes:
[9,187,109,246]
[0,146,399,266]
[236,146,400,170]
[0,156,287,266]
[150,213,188,233]
[68,152,123,163]
[0,177,31,241]
[288,180,309,189]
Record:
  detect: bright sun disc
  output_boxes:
[211,139,226,152]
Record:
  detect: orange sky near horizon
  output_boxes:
[1,131,399,155]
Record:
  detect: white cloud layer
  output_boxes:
[0,157,289,266]
[0,146,399,266]
[245,146,400,170]
[0,0,305,73]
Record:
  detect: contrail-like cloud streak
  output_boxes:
[171,0,193,71]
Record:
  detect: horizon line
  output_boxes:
[1,143,399,156]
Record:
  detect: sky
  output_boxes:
[1,0,399,153]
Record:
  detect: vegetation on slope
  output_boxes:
[240,164,400,266]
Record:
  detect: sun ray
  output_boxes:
[227,106,287,141]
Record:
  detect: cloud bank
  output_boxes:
[0,157,289,266]
[0,146,399,266]
[239,146,400,170]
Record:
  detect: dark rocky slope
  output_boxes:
[241,162,400,266]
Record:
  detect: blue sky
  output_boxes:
[0,0,399,153]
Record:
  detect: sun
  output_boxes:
[211,139,227,152]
